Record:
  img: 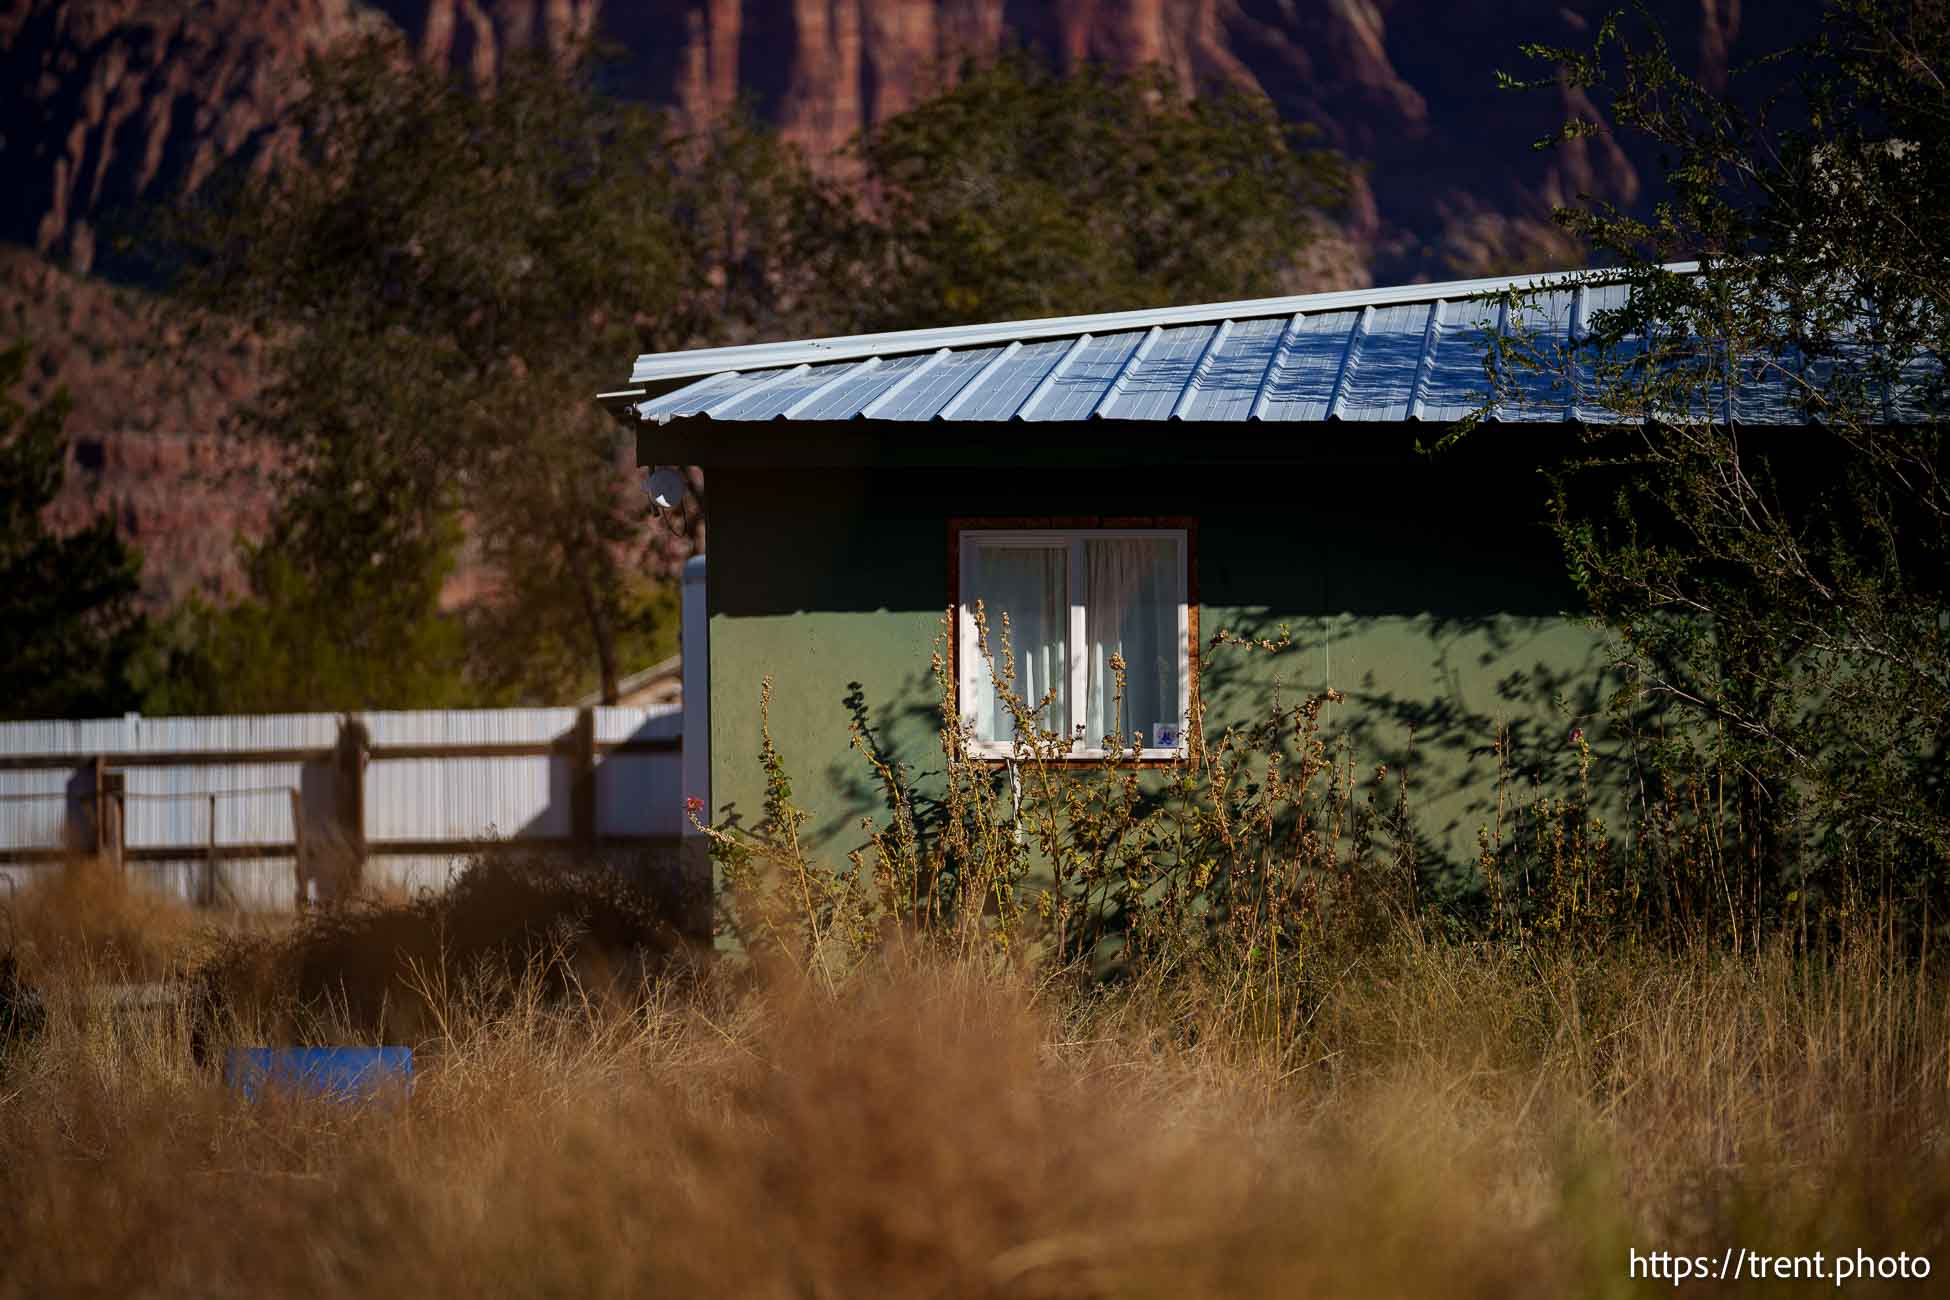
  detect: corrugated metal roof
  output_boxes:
[602,266,1732,427]
[605,264,1942,429]
[577,657,683,710]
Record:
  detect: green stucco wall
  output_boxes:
[704,451,1617,883]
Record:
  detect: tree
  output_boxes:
[146,529,472,717]
[1494,0,1948,928]
[0,341,152,720]
[166,39,832,705]
[161,41,1350,709]
[840,55,1350,331]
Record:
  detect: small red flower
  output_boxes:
[1569,728,1585,745]
[685,796,705,815]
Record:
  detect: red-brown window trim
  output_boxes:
[946,516,1200,768]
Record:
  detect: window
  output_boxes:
[957,527,1190,759]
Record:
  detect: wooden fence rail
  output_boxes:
[0,704,686,910]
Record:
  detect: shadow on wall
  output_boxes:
[702,454,1617,886]
[735,603,1628,903]
[1195,607,1626,896]
[328,705,694,912]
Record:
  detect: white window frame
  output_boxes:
[957,528,1190,761]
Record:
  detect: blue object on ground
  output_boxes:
[225,1047,414,1103]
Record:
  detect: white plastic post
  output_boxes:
[681,554,709,835]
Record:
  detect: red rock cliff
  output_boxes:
[4,0,1778,276]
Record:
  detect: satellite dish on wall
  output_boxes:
[646,466,687,510]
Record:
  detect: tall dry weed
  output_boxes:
[4,642,1947,1295]
[3,925,1946,1298]
[190,851,704,1051]
[2,856,204,983]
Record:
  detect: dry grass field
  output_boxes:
[2,857,1947,1299]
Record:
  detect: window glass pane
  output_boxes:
[1084,539,1180,748]
[967,545,1069,743]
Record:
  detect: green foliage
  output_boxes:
[161,40,814,705]
[705,611,1911,1005]
[144,43,1348,712]
[148,530,470,716]
[842,55,1350,330]
[0,341,150,720]
[705,677,874,989]
[1488,0,1950,937]
[703,617,1422,1029]
[468,570,679,708]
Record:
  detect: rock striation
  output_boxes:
[2,0,1781,277]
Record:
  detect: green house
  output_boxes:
[603,268,1721,880]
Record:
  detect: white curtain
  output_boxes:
[1084,539,1178,748]
[970,545,1068,743]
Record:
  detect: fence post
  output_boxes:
[91,756,104,857]
[91,756,107,861]
[204,792,218,907]
[107,773,124,871]
[336,717,369,896]
[571,706,597,860]
[91,758,125,871]
[289,787,307,911]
